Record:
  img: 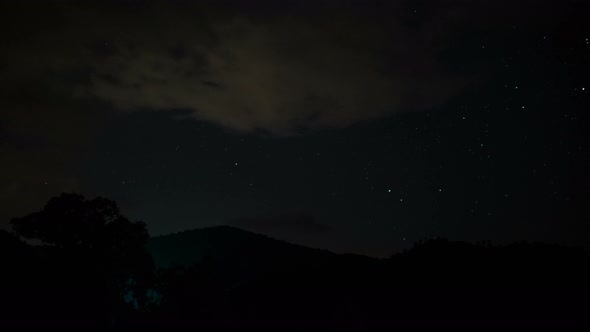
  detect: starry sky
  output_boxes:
[1,0,589,256]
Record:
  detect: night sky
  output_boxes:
[1,0,588,257]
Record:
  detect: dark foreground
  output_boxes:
[2,230,589,329]
[1,194,589,329]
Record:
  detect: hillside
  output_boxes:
[145,229,590,325]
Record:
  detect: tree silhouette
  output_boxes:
[12,194,132,247]
[8,193,154,326]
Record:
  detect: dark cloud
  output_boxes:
[5,0,577,137]
[0,0,584,239]
[1,0,474,135]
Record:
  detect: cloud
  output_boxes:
[0,0,580,228]
[1,1,469,136]
[88,11,466,134]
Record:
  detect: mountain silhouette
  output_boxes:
[145,227,590,326]
[147,225,335,269]
[3,214,590,327]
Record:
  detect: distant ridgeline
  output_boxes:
[143,226,590,326]
[2,224,590,327]
[147,226,590,283]
[147,225,334,269]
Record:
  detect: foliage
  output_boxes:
[3,193,154,327]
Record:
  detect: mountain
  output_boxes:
[145,227,590,325]
[146,225,380,295]
[147,225,336,269]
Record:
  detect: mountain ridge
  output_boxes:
[147,225,338,269]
